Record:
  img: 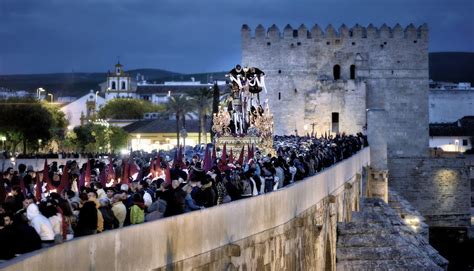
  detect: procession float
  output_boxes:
[212,65,275,156]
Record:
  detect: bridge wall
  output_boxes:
[0,148,369,271]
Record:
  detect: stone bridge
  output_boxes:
[0,148,449,270]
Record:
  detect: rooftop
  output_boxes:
[123,119,210,134]
[429,116,474,136]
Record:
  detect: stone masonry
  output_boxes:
[389,157,471,228]
[153,175,361,271]
[337,198,448,270]
[242,23,429,158]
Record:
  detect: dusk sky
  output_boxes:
[0,0,473,75]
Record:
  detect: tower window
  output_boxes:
[333,65,341,80]
[331,112,339,133]
[111,81,116,90]
[350,65,356,80]
[278,92,281,100]
[121,82,126,90]
[293,30,298,37]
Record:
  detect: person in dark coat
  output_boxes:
[0,213,15,260]
[163,180,186,217]
[10,212,42,254]
[195,176,216,208]
[74,201,98,237]
[98,198,118,230]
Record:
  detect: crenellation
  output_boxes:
[379,23,391,38]
[311,24,323,39]
[241,24,251,41]
[366,24,378,38]
[283,24,293,39]
[418,23,429,40]
[243,23,428,43]
[404,23,417,39]
[325,24,337,38]
[267,24,280,40]
[339,24,350,38]
[351,24,365,38]
[392,23,404,38]
[255,24,266,39]
[297,24,307,39]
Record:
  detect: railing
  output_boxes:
[0,148,370,271]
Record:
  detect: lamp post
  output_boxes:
[180,128,188,147]
[136,134,141,151]
[37,88,45,99]
[38,139,42,152]
[47,93,53,103]
[1,136,6,151]
[95,91,100,108]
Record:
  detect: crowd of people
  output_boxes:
[0,133,367,261]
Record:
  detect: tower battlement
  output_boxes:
[242,23,428,41]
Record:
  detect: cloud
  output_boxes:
[0,0,472,74]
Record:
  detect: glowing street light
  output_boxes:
[47,93,54,103]
[95,91,100,105]
[37,88,45,99]
[1,136,6,150]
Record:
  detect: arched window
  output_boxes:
[121,81,126,90]
[333,65,341,80]
[278,92,281,100]
[111,81,116,90]
[350,65,356,80]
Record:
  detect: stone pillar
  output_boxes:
[366,109,388,202]
[366,108,388,170]
[366,168,389,203]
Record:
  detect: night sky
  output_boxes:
[0,0,473,75]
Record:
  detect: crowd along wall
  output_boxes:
[0,148,369,271]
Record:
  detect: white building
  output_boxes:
[60,91,106,127]
[429,116,473,153]
[99,62,138,101]
[0,88,32,99]
[99,62,228,104]
[429,83,474,123]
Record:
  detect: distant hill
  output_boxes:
[0,69,181,97]
[429,52,474,84]
[0,52,472,97]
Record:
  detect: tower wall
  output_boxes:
[242,23,429,158]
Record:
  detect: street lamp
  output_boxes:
[38,139,42,152]
[47,93,53,103]
[1,136,6,150]
[37,88,45,99]
[136,134,141,150]
[95,91,100,106]
[180,128,188,147]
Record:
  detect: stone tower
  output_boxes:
[241,23,429,158]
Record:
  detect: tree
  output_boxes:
[42,102,68,141]
[109,126,128,152]
[189,87,213,144]
[0,98,57,153]
[98,98,165,120]
[71,123,128,153]
[210,83,220,141]
[166,95,193,147]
